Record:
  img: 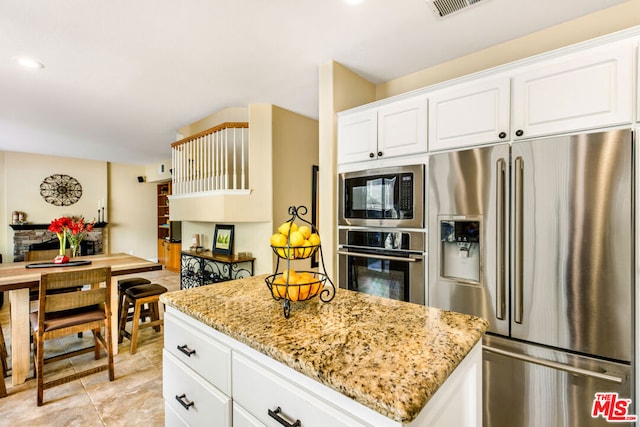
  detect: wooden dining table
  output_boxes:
[0,253,162,385]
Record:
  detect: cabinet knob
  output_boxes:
[515,129,524,137]
[369,152,375,158]
[377,151,383,157]
[498,132,507,139]
[268,407,301,427]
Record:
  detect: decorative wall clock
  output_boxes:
[40,174,83,206]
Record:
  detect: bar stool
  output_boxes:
[118,283,167,354]
[117,277,151,329]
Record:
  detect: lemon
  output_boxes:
[270,233,287,247]
[288,230,304,247]
[298,225,311,240]
[308,233,320,246]
[278,221,298,236]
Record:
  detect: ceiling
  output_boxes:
[0,0,629,165]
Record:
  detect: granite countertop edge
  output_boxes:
[160,275,489,423]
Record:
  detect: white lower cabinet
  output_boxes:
[163,350,232,426]
[163,307,482,427]
[233,403,264,427]
[233,352,365,427]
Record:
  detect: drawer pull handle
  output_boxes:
[175,394,195,410]
[177,344,196,357]
[268,406,301,427]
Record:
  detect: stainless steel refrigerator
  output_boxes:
[428,129,634,427]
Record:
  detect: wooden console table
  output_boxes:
[180,250,255,290]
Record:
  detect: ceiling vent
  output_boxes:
[426,0,485,18]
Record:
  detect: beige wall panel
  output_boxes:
[1,152,107,262]
[145,160,172,182]
[318,61,375,278]
[107,163,157,259]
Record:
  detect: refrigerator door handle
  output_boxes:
[496,158,506,320]
[483,345,625,384]
[514,156,524,324]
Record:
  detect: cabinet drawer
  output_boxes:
[165,402,189,427]
[232,353,365,427]
[163,350,231,427]
[164,314,232,395]
[233,403,265,427]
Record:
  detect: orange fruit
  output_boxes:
[298,272,313,283]
[287,285,300,301]
[309,281,321,297]
[271,279,287,298]
[282,269,297,283]
[298,284,310,300]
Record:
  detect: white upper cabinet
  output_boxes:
[377,95,428,159]
[428,76,510,151]
[511,40,634,139]
[338,95,428,164]
[337,109,377,164]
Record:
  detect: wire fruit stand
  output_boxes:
[265,205,335,318]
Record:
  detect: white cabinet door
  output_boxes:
[378,95,428,158]
[428,77,510,151]
[512,41,633,139]
[337,109,378,164]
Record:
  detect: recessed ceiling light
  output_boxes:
[345,0,364,5]
[14,56,45,69]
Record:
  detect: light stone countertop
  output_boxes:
[160,274,489,423]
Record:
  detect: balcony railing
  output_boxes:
[171,122,249,196]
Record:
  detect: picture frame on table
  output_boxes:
[213,224,234,256]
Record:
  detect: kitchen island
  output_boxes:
[160,275,489,426]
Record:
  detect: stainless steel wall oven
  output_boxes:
[338,228,425,304]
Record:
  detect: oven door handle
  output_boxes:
[337,250,423,263]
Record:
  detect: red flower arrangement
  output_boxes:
[48,216,95,263]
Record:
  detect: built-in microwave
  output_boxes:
[338,164,424,229]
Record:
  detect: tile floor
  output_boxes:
[0,268,180,426]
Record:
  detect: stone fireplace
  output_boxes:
[10,223,107,262]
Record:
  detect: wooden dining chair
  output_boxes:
[0,320,8,398]
[30,266,115,406]
[24,249,72,262]
[25,249,84,338]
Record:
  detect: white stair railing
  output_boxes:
[171,122,249,196]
